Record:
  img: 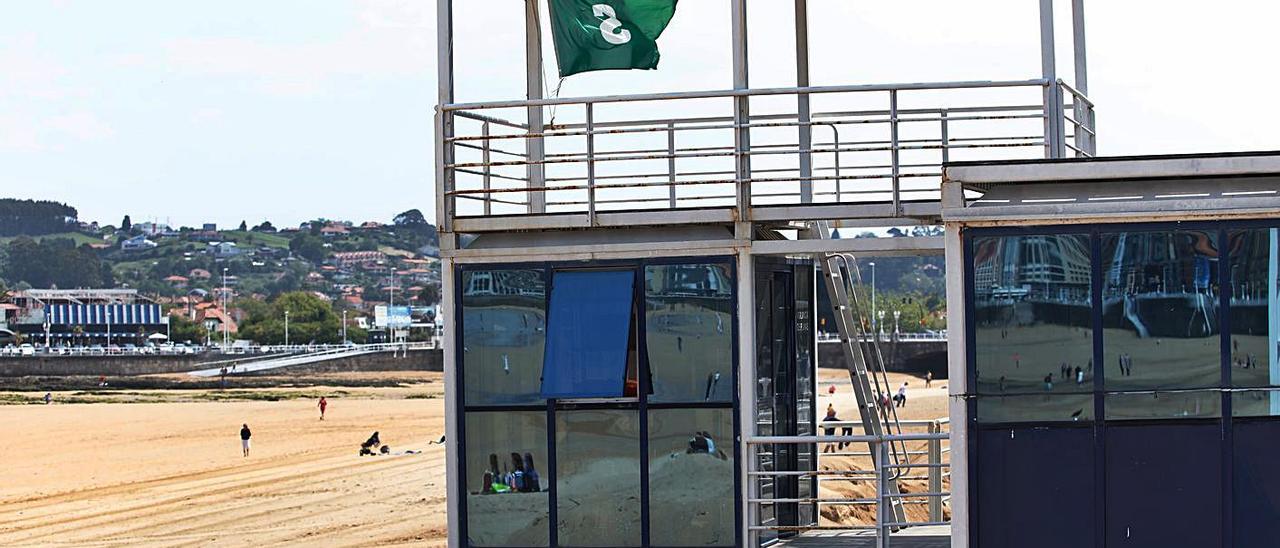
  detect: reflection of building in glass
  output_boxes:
[463,270,545,297]
[974,234,1090,303]
[646,263,733,297]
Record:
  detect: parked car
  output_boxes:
[18,344,36,357]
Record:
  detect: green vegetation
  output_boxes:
[0,199,78,236]
[220,230,291,249]
[2,237,112,289]
[238,291,345,345]
[0,232,105,246]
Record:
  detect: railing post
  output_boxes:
[830,124,842,203]
[667,121,677,209]
[889,90,901,216]
[928,422,943,522]
[939,110,950,165]
[877,440,890,548]
[481,121,492,216]
[586,103,596,225]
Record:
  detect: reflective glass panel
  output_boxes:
[1101,230,1222,390]
[647,408,736,546]
[555,409,642,547]
[1232,389,1280,417]
[462,269,547,405]
[972,234,1094,395]
[645,263,735,403]
[1229,228,1280,388]
[464,411,550,546]
[976,394,1094,423]
[1104,390,1222,420]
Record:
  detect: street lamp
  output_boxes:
[893,309,902,336]
[284,309,290,348]
[342,310,348,344]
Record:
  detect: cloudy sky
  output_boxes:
[3,1,1278,228]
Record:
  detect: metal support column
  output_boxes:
[731,0,752,240]
[667,122,678,208]
[795,0,813,204]
[1071,0,1094,155]
[585,103,597,225]
[1039,0,1065,158]
[441,259,460,547]
[435,0,456,252]
[525,0,547,213]
[736,247,758,547]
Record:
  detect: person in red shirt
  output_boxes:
[318,397,328,421]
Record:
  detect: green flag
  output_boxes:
[548,0,678,78]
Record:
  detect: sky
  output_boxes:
[3,1,1279,229]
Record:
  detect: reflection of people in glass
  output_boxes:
[687,431,728,460]
[522,453,541,492]
[703,371,721,401]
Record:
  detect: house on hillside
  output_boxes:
[163,275,189,289]
[120,235,157,252]
[188,268,212,281]
[206,242,241,259]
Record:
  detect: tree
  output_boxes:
[238,220,248,231]
[168,314,208,344]
[0,199,77,236]
[289,233,328,262]
[393,209,428,226]
[238,291,343,345]
[0,279,9,303]
[417,284,440,305]
[121,215,132,233]
[2,237,108,289]
[252,221,276,232]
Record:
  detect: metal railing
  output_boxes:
[747,418,950,547]
[438,78,1095,229]
[817,331,947,343]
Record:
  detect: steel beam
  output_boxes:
[435,0,456,251]
[751,236,944,257]
[1039,0,1065,158]
[945,154,1280,184]
[525,0,547,213]
[735,247,757,548]
[941,219,968,548]
[731,0,752,241]
[795,0,813,204]
[440,258,460,548]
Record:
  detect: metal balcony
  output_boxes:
[436,79,1094,234]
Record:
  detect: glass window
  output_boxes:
[1232,389,1280,417]
[644,263,734,403]
[542,270,637,399]
[462,269,547,406]
[1229,228,1280,388]
[647,408,736,547]
[1101,230,1222,391]
[972,234,1093,395]
[976,394,1094,423]
[1104,390,1222,420]
[555,409,642,546]
[464,411,550,547]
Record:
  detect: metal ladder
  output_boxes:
[815,224,908,526]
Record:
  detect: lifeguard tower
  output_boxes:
[435,1,1094,546]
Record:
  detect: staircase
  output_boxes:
[815,223,909,527]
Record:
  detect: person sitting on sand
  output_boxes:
[522,453,541,492]
[359,432,381,456]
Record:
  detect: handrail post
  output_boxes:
[889,90,901,216]
[481,121,492,216]
[928,422,943,522]
[939,110,950,165]
[877,440,890,548]
[586,103,596,225]
[667,121,677,209]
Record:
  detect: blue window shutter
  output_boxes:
[541,270,636,399]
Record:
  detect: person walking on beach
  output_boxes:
[822,404,840,454]
[318,396,328,421]
[893,382,908,408]
[43,392,51,405]
[240,424,252,457]
[925,371,933,388]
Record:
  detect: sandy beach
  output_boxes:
[0,373,448,547]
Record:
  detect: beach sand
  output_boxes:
[0,373,448,547]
